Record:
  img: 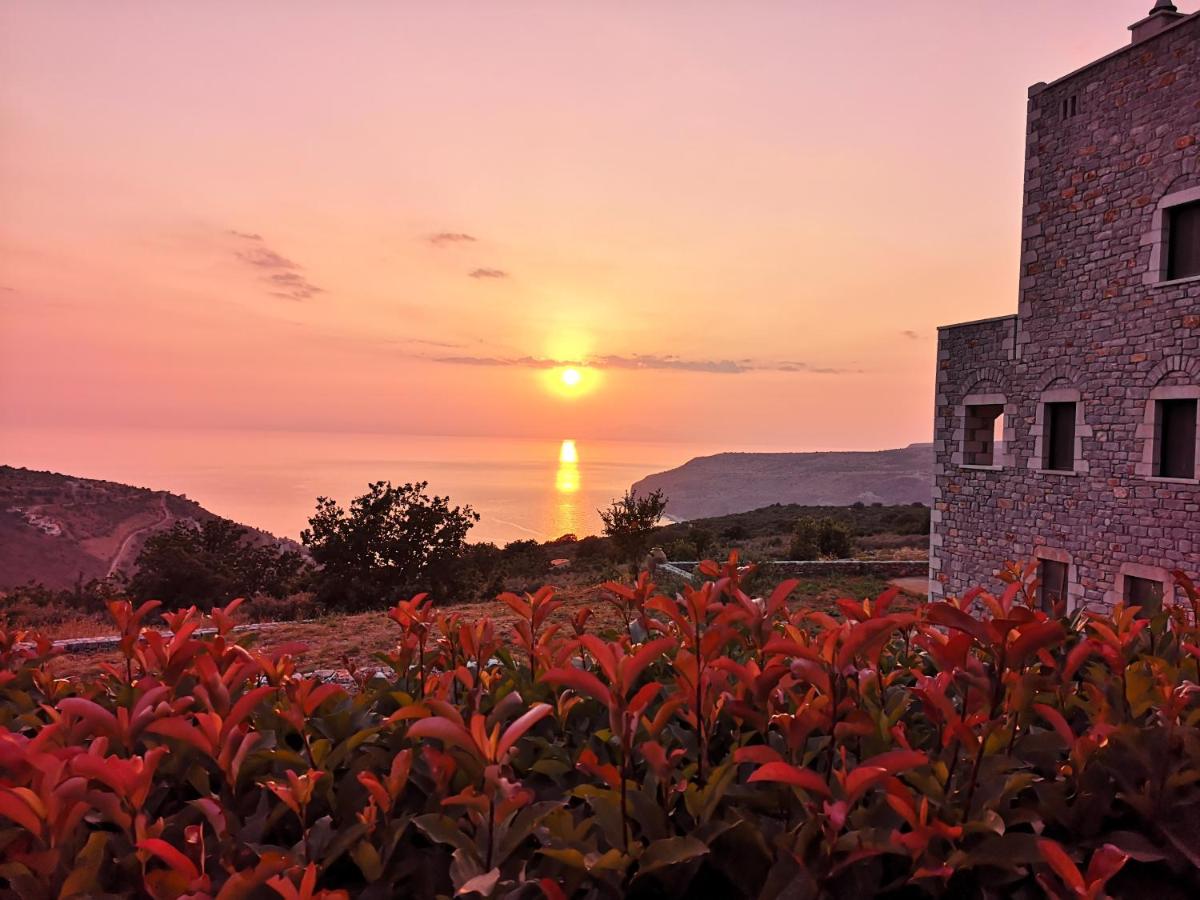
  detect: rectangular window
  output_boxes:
[1125,575,1164,617]
[1168,200,1200,280]
[1156,398,1197,478]
[1043,402,1077,471]
[1038,559,1069,615]
[963,404,1004,466]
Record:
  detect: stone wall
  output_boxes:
[931,13,1200,610]
[669,559,928,580]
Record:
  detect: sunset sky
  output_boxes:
[0,2,1167,450]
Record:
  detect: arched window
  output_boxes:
[1145,185,1200,285]
[1031,385,1089,474]
[957,392,1010,469]
[1137,374,1200,483]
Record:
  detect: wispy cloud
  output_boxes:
[432,353,856,375]
[900,329,921,340]
[426,232,477,247]
[229,231,323,301]
[468,267,507,279]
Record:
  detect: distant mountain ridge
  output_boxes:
[630,443,933,521]
[0,466,300,592]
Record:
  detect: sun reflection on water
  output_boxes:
[555,439,580,493]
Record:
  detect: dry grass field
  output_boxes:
[39,573,898,680]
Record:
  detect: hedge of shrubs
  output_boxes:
[2,557,1200,898]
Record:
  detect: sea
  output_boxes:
[2,427,758,545]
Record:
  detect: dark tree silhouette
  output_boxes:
[302,481,479,610]
[598,488,668,568]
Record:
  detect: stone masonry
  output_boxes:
[931,5,1200,610]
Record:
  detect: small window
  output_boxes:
[1043,402,1077,471]
[1156,398,1197,478]
[1125,575,1164,617]
[1038,559,1069,615]
[1167,201,1200,280]
[963,404,1004,466]
[1061,94,1078,120]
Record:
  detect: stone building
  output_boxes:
[930,2,1200,613]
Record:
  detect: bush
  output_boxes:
[598,489,668,566]
[500,539,549,582]
[132,519,309,610]
[3,561,1199,898]
[303,481,478,611]
[790,515,853,559]
[665,539,698,560]
[238,592,323,623]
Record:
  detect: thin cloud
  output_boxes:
[900,329,921,340]
[432,353,855,375]
[468,267,507,279]
[427,232,477,247]
[230,230,323,301]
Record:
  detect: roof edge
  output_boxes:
[1028,9,1198,97]
[937,313,1019,332]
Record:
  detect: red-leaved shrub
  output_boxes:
[2,557,1200,898]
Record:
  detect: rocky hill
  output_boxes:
[0,466,299,591]
[630,443,933,521]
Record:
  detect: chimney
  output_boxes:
[1129,0,1186,43]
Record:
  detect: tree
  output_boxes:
[818,517,852,559]
[131,519,308,610]
[687,525,716,559]
[301,481,479,610]
[598,489,668,568]
[789,516,853,560]
[789,517,821,560]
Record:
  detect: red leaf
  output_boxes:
[1084,843,1129,887]
[1008,621,1066,667]
[733,745,784,765]
[622,637,676,688]
[541,666,613,708]
[1038,838,1086,892]
[837,618,900,670]
[407,716,480,759]
[1033,704,1075,747]
[139,837,200,881]
[748,762,831,798]
[0,789,42,835]
[859,749,927,775]
[496,703,552,759]
[926,604,989,645]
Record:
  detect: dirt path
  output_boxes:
[106,495,170,578]
[889,576,930,598]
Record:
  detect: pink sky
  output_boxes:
[0,2,1172,450]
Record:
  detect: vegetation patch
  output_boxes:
[3,558,1198,897]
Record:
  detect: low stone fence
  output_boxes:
[21,621,300,655]
[663,559,928,581]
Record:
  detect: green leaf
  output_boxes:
[636,836,710,877]
[351,841,383,881]
[494,800,563,866]
[58,831,108,898]
[414,814,480,860]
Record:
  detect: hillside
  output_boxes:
[631,443,933,520]
[0,466,298,591]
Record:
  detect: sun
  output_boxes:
[543,364,598,398]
